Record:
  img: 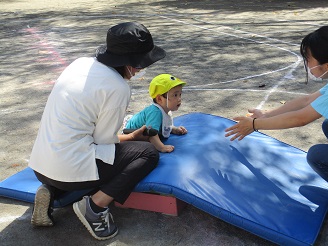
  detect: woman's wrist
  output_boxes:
[252,118,258,132]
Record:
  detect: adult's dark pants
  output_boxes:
[307,119,328,183]
[34,141,159,204]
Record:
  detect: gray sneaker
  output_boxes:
[73,196,118,240]
[31,184,54,227]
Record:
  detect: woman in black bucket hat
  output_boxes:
[29,22,166,240]
[97,22,165,69]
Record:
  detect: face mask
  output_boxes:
[307,65,328,82]
[127,67,146,81]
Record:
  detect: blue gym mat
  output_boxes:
[1,113,328,245]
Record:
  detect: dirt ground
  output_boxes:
[1,0,328,245]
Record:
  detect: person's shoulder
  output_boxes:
[148,104,162,112]
[320,83,328,94]
[140,104,160,115]
[76,57,116,74]
[150,106,163,120]
[73,57,95,64]
[68,57,98,70]
[138,104,155,114]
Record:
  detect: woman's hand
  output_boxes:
[247,108,264,118]
[225,116,254,141]
[119,125,150,142]
[130,125,150,141]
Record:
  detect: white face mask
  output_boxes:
[307,65,328,82]
[127,67,146,81]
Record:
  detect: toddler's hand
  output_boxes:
[173,126,187,135]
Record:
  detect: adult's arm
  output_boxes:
[225,104,322,141]
[250,91,321,118]
[118,125,149,142]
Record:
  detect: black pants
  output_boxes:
[34,141,159,204]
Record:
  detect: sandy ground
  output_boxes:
[1,0,328,245]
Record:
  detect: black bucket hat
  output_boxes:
[96,22,166,69]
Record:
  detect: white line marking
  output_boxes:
[132,88,308,96]
[256,61,301,109]
[158,15,303,108]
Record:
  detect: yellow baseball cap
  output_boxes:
[149,74,186,98]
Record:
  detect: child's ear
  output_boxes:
[155,95,163,103]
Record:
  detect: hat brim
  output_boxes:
[96,44,166,69]
[171,80,186,88]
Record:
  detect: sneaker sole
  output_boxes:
[31,185,54,227]
[73,202,118,240]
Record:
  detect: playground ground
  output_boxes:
[1,0,328,245]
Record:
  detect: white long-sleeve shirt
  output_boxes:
[29,57,130,182]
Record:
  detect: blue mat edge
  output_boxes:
[134,181,314,246]
[0,168,321,246]
[0,167,93,208]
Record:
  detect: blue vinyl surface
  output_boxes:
[1,113,328,245]
[0,167,92,208]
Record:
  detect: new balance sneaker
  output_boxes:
[31,184,54,227]
[73,196,118,240]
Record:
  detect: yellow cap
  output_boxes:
[149,74,186,98]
